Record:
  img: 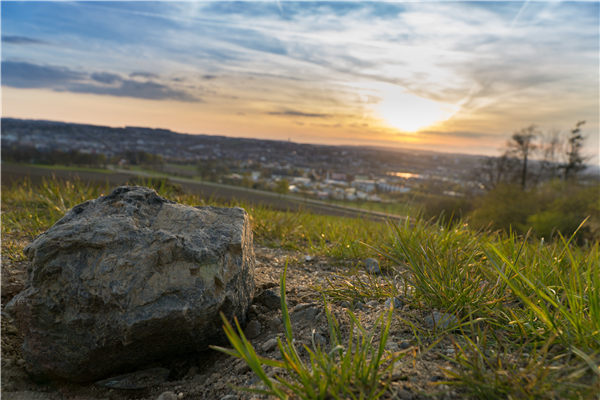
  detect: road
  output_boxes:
[1,163,410,223]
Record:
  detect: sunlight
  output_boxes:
[373,83,459,133]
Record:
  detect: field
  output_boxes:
[2,176,599,399]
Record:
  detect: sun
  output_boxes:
[373,84,458,133]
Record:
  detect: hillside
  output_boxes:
[2,177,599,399]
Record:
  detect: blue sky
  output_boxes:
[2,1,599,159]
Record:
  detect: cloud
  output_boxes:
[268,109,330,118]
[130,71,159,79]
[91,72,122,84]
[1,61,85,88]
[1,60,198,102]
[70,79,198,102]
[2,35,48,45]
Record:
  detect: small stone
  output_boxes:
[178,393,184,399]
[304,255,313,262]
[399,340,411,349]
[157,391,178,400]
[364,258,381,274]
[220,396,238,400]
[255,289,281,310]
[262,338,279,352]
[235,361,250,374]
[312,332,327,348]
[424,311,459,330]
[354,301,365,311]
[3,358,13,368]
[16,359,26,368]
[385,297,403,309]
[366,300,379,308]
[97,367,170,390]
[339,300,351,309]
[268,316,282,331]
[245,320,261,339]
[290,303,320,324]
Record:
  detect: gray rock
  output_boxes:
[268,316,282,331]
[262,338,279,352]
[312,332,327,348]
[157,392,178,400]
[366,300,379,308]
[384,297,403,309]
[96,367,170,390]
[339,300,351,309]
[244,319,261,339]
[220,396,238,400]
[6,186,255,382]
[424,311,459,330]
[399,340,411,350]
[290,303,320,324]
[254,289,281,310]
[364,258,381,274]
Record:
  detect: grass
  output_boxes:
[212,262,402,400]
[2,176,598,399]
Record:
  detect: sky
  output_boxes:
[2,1,599,160]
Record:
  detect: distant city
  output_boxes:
[1,118,596,204]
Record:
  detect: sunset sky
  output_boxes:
[2,1,599,160]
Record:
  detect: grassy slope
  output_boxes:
[2,177,598,399]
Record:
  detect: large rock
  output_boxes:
[6,186,255,382]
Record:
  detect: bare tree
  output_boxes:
[506,125,538,189]
[561,120,586,180]
[537,129,563,181]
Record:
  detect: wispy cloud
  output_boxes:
[2,35,49,45]
[268,109,331,118]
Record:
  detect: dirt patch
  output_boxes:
[2,245,458,400]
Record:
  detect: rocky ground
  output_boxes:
[2,244,460,400]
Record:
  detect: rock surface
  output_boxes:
[6,186,255,382]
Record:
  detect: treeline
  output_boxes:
[420,121,599,243]
[1,145,164,169]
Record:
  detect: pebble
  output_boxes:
[235,361,250,374]
[364,258,381,274]
[178,393,184,399]
[424,311,458,330]
[220,395,238,400]
[268,316,283,331]
[354,301,365,311]
[304,255,314,262]
[16,359,26,367]
[255,289,281,310]
[312,332,327,348]
[290,303,320,324]
[244,320,261,339]
[262,338,279,352]
[339,300,351,309]
[399,340,411,350]
[366,300,379,308]
[384,297,403,309]
[157,391,178,400]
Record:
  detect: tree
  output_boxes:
[274,179,290,195]
[506,125,538,189]
[561,120,586,180]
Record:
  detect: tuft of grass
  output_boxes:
[376,219,505,320]
[443,328,597,399]
[211,262,403,399]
